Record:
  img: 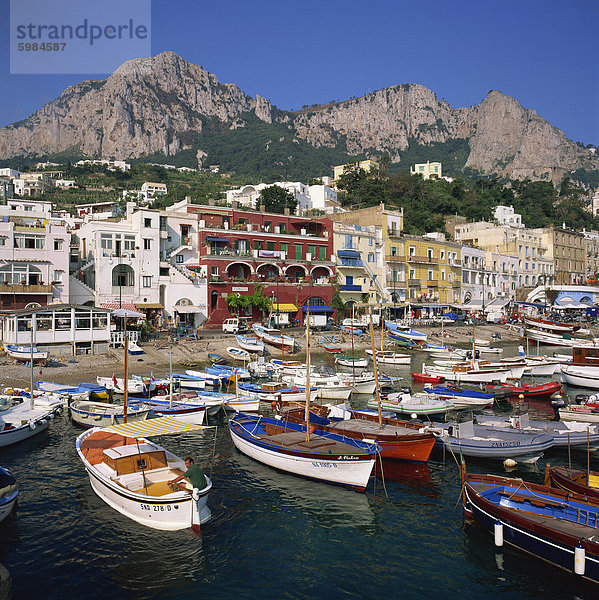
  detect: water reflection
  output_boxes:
[229,452,376,529]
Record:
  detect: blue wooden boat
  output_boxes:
[463,468,599,584]
[208,353,228,365]
[384,321,427,342]
[0,466,18,523]
[228,413,379,491]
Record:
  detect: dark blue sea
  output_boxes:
[1,344,598,599]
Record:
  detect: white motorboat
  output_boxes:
[227,346,251,360]
[76,417,213,530]
[283,373,352,400]
[235,335,265,354]
[561,365,599,389]
[5,345,49,364]
[368,392,454,416]
[335,355,369,368]
[96,376,155,395]
[335,373,377,394]
[238,381,319,403]
[70,400,153,428]
[423,362,511,383]
[364,350,411,365]
[252,324,295,352]
[0,394,64,447]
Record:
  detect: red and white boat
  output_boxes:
[524,316,581,333]
[484,380,562,399]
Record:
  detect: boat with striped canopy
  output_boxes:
[76,416,214,531]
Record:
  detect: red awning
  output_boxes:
[100,303,139,312]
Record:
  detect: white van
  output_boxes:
[222,318,248,334]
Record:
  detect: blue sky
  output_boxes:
[0,0,597,145]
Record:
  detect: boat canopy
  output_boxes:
[104,415,213,438]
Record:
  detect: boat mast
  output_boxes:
[369,314,383,428]
[305,306,311,442]
[351,304,356,382]
[169,346,173,409]
[123,314,128,423]
[30,313,35,410]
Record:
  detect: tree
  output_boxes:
[259,185,297,214]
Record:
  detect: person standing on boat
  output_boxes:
[518,345,525,356]
[169,457,207,491]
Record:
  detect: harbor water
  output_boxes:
[1,342,598,599]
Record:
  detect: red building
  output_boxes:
[185,205,335,328]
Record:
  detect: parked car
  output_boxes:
[222,318,249,334]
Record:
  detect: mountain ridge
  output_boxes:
[0,51,597,184]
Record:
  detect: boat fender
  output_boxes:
[48,413,55,420]
[575,542,585,575]
[29,421,36,430]
[494,521,504,547]
[503,458,517,468]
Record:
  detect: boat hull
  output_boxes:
[463,474,599,584]
[228,418,376,491]
[70,402,151,428]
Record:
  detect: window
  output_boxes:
[54,239,63,251]
[175,254,183,264]
[440,250,445,260]
[264,221,272,233]
[345,235,353,249]
[267,241,275,251]
[143,239,151,250]
[159,216,167,231]
[346,275,354,285]
[391,246,397,256]
[441,270,446,281]
[319,246,326,261]
[428,269,434,280]
[142,276,152,288]
[254,240,262,250]
[409,269,415,280]
[211,266,218,276]
[0,237,6,246]
[14,234,44,249]
[53,270,63,283]
[295,244,302,260]
[308,245,315,257]
[280,243,288,256]
[368,253,375,263]
[369,237,373,246]
[144,218,152,228]
[101,235,112,251]
[159,267,169,276]
[124,236,135,253]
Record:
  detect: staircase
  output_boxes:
[362,260,386,299]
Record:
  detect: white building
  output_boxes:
[75,202,206,326]
[76,159,131,171]
[307,185,341,213]
[494,205,523,228]
[54,179,78,189]
[141,182,168,196]
[76,201,121,221]
[0,168,21,179]
[0,201,70,309]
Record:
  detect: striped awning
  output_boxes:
[272,303,298,313]
[104,416,213,438]
[101,303,139,312]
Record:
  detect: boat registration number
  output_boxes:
[140,504,173,511]
[311,462,337,468]
[491,442,521,447]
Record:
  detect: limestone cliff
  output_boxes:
[0,52,596,183]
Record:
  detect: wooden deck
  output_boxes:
[80,431,139,465]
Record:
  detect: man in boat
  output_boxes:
[169,457,207,492]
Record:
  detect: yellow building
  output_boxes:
[401,233,462,306]
[333,159,380,182]
[333,222,386,309]
[410,161,442,180]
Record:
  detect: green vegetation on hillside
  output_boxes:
[337,165,599,234]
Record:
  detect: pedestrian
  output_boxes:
[518,344,525,356]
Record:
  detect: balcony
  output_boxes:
[386,278,407,288]
[385,254,405,262]
[425,280,439,287]
[340,284,362,292]
[407,255,439,264]
[408,279,421,287]
[0,283,53,294]
[452,281,461,287]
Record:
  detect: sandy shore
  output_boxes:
[0,322,521,389]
